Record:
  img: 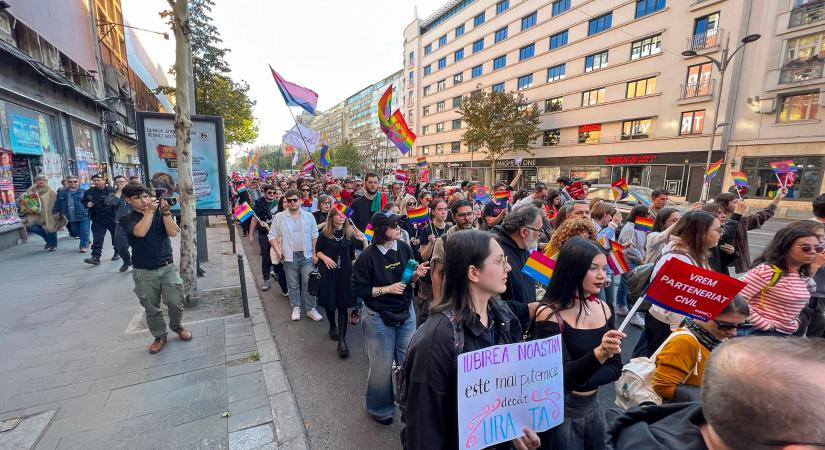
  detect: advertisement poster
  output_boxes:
[71,121,101,190]
[41,152,64,191]
[0,150,20,226]
[9,113,41,156]
[457,335,564,450]
[137,113,227,215]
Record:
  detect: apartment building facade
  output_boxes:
[400,0,761,200]
[310,100,347,148]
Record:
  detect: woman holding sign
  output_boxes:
[529,237,625,449]
[400,229,540,450]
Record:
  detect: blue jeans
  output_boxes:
[599,275,618,307]
[67,219,90,249]
[28,224,57,248]
[362,303,416,419]
[283,251,316,310]
[615,261,639,309]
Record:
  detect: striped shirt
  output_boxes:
[740,264,810,334]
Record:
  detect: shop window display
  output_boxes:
[0,150,20,227]
[740,156,822,200]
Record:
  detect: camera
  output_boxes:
[153,187,178,207]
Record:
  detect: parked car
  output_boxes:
[586,184,688,218]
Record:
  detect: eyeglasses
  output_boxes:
[285,198,300,203]
[713,320,748,331]
[68,181,79,183]
[266,191,277,195]
[488,255,509,267]
[524,226,543,233]
[301,189,310,192]
[796,244,823,253]
[454,212,473,218]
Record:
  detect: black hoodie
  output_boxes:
[491,226,535,330]
[605,402,708,450]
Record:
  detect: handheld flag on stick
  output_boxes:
[236,183,248,193]
[494,191,510,204]
[334,202,353,218]
[364,224,374,242]
[705,159,723,182]
[406,206,430,225]
[606,240,630,275]
[565,181,587,200]
[770,160,797,174]
[270,66,319,115]
[634,217,654,232]
[302,159,316,173]
[417,156,428,167]
[730,171,749,187]
[233,203,255,222]
[521,251,556,285]
[395,169,408,183]
[610,178,629,201]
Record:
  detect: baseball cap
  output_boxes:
[371,210,404,229]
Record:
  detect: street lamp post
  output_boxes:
[683,33,760,201]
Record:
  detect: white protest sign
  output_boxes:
[457,335,564,450]
[331,166,348,178]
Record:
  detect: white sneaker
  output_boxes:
[615,306,629,316]
[306,308,323,322]
[291,307,301,321]
[630,312,645,327]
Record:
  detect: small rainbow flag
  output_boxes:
[417,156,428,167]
[474,186,491,203]
[611,178,629,201]
[731,171,749,187]
[334,202,352,218]
[233,203,254,222]
[236,183,248,193]
[302,159,316,173]
[407,206,429,225]
[521,251,556,285]
[395,169,408,183]
[494,191,509,204]
[705,159,723,181]
[634,217,654,232]
[364,224,374,242]
[606,240,630,275]
[770,160,797,174]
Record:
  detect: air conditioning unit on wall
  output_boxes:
[759,98,776,114]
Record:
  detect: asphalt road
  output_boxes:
[243,217,795,450]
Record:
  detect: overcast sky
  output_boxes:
[124,0,446,159]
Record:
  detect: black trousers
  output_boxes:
[114,223,132,266]
[258,231,287,293]
[91,218,117,257]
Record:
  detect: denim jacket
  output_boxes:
[53,188,88,221]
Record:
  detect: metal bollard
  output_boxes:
[237,254,250,318]
[227,214,236,254]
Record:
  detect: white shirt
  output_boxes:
[377,240,398,255]
[268,209,318,262]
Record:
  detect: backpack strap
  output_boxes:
[651,330,702,382]
[442,310,465,354]
[757,264,784,308]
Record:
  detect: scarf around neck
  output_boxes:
[684,318,722,351]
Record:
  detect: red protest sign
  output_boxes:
[644,258,746,321]
[565,181,586,200]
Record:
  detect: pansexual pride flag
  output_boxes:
[521,251,556,285]
[270,66,318,115]
[731,171,749,187]
[364,224,374,242]
[407,206,429,225]
[233,203,254,222]
[634,217,654,232]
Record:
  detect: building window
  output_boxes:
[474,12,485,27]
[453,72,464,84]
[635,0,666,18]
[452,119,462,129]
[408,90,413,102]
[455,24,465,38]
[543,129,561,146]
[495,27,508,43]
[493,55,507,70]
[585,50,609,72]
[685,62,712,97]
[454,48,464,62]
[519,44,535,61]
[778,92,820,122]
[473,38,484,53]
[452,96,462,108]
[496,0,510,15]
[741,156,821,200]
[547,63,566,81]
[437,101,445,112]
[492,82,505,93]
[552,0,571,16]
[451,141,461,153]
[424,65,432,75]
[422,125,430,135]
[436,143,445,154]
[582,88,606,106]
[437,79,446,91]
[521,12,537,31]
[437,122,445,132]
[423,106,430,116]
[422,145,430,155]
[424,44,432,55]
[785,32,825,63]
[517,74,533,90]
[588,12,612,36]
[621,118,652,140]
[578,124,601,143]
[690,12,720,51]
[423,85,431,96]
[631,34,662,60]
[438,34,447,47]
[472,64,483,78]
[408,110,414,122]
[408,51,414,66]
[679,110,705,135]
[438,57,447,69]
[545,97,563,112]
[549,30,569,50]
[626,76,657,98]
[409,71,414,83]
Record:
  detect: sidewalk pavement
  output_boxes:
[0,218,307,450]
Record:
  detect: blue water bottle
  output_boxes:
[400,259,419,285]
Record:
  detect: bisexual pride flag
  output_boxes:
[270,66,318,115]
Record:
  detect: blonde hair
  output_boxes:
[400,195,417,215]
[320,208,354,239]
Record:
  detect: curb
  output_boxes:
[238,243,310,450]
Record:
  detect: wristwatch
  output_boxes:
[377,288,384,296]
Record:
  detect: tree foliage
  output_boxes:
[459,88,541,166]
[331,140,364,175]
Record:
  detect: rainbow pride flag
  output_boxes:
[407,206,429,225]
[705,159,723,181]
[386,110,416,155]
[770,160,797,174]
[364,224,374,242]
[417,156,428,167]
[236,183,248,193]
[233,203,254,222]
[731,171,749,187]
[494,191,509,204]
[378,86,393,133]
[634,217,654,232]
[521,251,556,285]
[334,202,352,218]
[606,240,630,275]
[611,178,629,201]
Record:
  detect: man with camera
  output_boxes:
[119,183,192,354]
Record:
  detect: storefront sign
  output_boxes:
[136,112,228,215]
[603,155,658,165]
[578,124,601,133]
[495,158,536,168]
[458,335,564,450]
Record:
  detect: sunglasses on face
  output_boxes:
[797,244,824,253]
[713,319,747,331]
[266,191,277,195]
[286,198,299,203]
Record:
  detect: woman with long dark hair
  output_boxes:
[643,207,681,264]
[530,237,625,449]
[414,198,451,326]
[738,224,820,337]
[401,229,540,450]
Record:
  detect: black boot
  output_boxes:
[84,256,101,266]
[337,310,349,359]
[328,325,338,341]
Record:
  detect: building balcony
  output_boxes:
[779,58,825,84]
[789,0,825,28]
[685,29,722,54]
[678,80,714,103]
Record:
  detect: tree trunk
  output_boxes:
[170,0,198,306]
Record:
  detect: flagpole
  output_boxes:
[284,106,323,179]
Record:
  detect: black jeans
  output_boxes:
[91,218,117,257]
[258,231,287,293]
[114,223,132,266]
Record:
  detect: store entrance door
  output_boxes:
[624,166,648,186]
